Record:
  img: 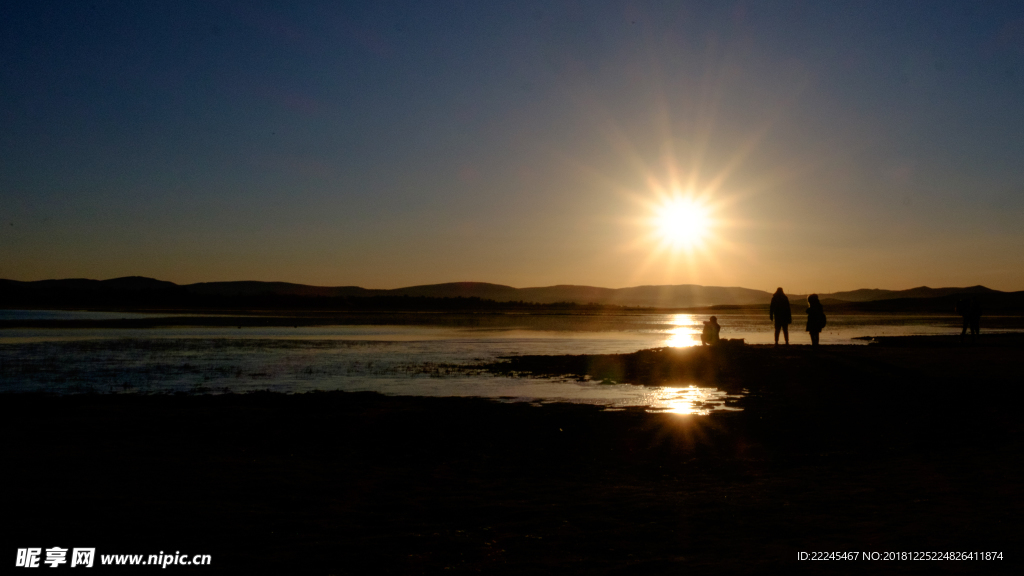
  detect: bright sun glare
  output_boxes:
[621,166,741,282]
[654,198,711,249]
[623,185,730,282]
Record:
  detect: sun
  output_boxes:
[619,176,742,284]
[652,197,712,249]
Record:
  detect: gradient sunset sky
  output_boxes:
[3,1,1024,292]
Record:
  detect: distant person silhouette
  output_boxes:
[769,287,792,345]
[701,316,721,346]
[957,296,981,341]
[805,294,827,347]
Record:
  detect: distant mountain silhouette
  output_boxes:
[184,281,373,298]
[823,285,998,302]
[0,276,183,298]
[383,282,771,307]
[1,277,1021,312]
[20,276,180,293]
[388,282,523,301]
[829,290,1024,314]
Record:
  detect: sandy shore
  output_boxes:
[3,337,1022,574]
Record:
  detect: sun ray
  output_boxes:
[553,38,810,288]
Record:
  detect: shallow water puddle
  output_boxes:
[645,385,744,415]
[600,384,744,414]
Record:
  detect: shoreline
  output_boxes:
[4,336,1023,573]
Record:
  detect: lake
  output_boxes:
[1,310,1018,413]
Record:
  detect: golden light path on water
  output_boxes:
[641,314,741,415]
[663,313,702,348]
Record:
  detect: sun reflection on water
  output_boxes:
[645,385,742,415]
[664,314,701,348]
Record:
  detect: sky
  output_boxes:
[2,1,1024,292]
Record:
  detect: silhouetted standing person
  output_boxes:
[701,316,721,346]
[769,287,791,345]
[957,296,981,342]
[805,294,826,347]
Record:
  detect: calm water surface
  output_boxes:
[0,310,1012,413]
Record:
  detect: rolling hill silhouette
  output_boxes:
[2,277,1022,312]
[824,285,998,302]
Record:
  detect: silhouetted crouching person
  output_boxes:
[769,287,791,345]
[701,316,721,346]
[957,296,981,342]
[805,294,826,347]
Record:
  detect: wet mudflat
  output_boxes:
[3,336,1023,574]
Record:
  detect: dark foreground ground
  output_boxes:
[3,336,1023,574]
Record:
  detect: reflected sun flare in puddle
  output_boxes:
[646,385,741,415]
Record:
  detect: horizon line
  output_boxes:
[0,275,1005,295]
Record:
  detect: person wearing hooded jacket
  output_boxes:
[805,294,826,346]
